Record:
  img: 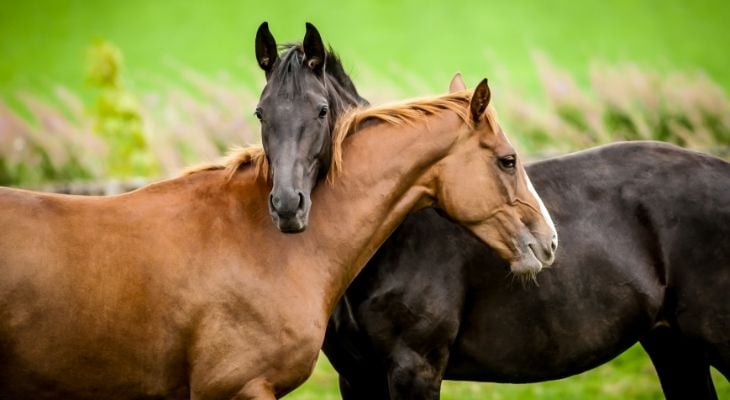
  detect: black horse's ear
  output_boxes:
[255,22,278,76]
[303,22,325,75]
[470,79,491,123]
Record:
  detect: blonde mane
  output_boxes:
[183,90,501,182]
[182,146,269,181]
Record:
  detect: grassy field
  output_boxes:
[288,345,730,399]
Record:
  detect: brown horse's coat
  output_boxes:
[0,90,553,399]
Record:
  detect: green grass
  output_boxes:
[289,345,730,399]
[2,0,730,102]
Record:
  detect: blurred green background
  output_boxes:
[1,0,729,398]
[3,0,730,97]
[2,0,730,183]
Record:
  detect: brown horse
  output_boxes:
[0,80,556,399]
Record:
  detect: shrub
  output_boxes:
[86,39,158,177]
[501,55,730,157]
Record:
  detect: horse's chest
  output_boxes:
[189,291,326,396]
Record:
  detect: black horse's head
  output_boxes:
[255,22,368,233]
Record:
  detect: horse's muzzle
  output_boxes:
[269,190,311,233]
[510,230,557,275]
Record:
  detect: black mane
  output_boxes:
[271,43,367,107]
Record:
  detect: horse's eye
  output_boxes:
[254,108,263,121]
[318,106,329,119]
[498,155,516,171]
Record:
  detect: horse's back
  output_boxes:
[0,187,77,285]
[532,141,730,373]
[0,187,129,289]
[0,186,195,398]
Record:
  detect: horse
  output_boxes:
[254,22,368,233]
[322,82,730,399]
[0,81,556,399]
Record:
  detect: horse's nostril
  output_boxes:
[297,192,305,210]
[550,235,558,252]
[270,194,280,212]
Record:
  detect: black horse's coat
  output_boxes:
[324,141,730,399]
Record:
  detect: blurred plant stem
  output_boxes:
[87,39,158,177]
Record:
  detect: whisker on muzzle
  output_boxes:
[508,268,540,288]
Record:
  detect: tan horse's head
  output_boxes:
[435,75,557,276]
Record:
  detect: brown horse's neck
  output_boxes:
[231,110,464,318]
[311,111,469,315]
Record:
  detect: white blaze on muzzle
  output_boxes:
[523,169,557,246]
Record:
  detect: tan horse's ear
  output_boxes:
[470,79,491,123]
[449,73,467,93]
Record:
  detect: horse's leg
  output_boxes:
[707,342,730,382]
[338,375,360,400]
[386,344,448,400]
[641,326,718,400]
[338,374,389,400]
[231,378,276,400]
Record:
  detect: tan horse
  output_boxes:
[0,79,556,399]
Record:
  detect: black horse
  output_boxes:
[251,29,729,396]
[323,141,730,399]
[254,22,368,233]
